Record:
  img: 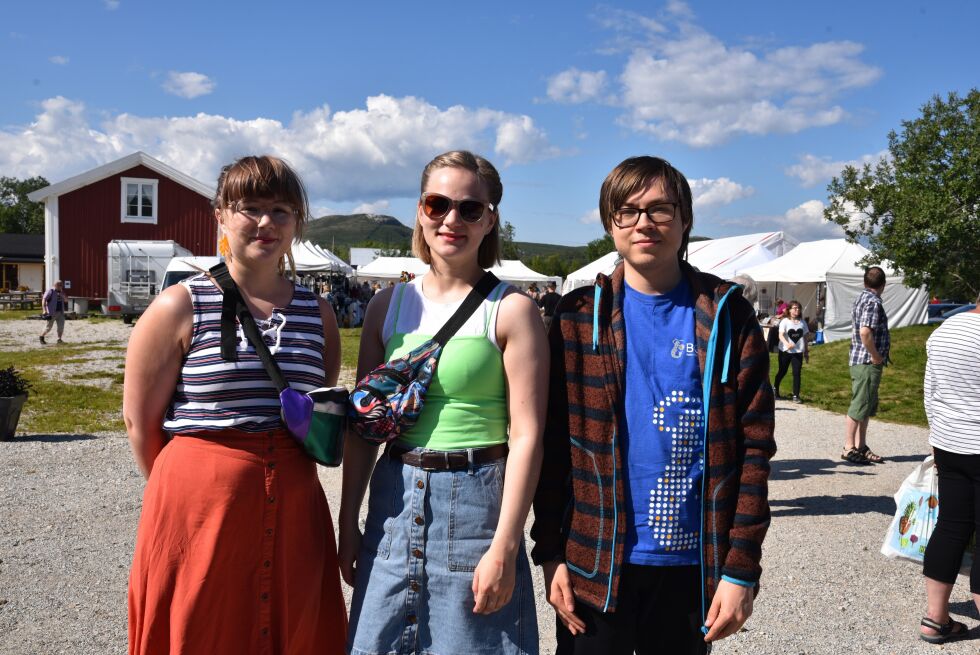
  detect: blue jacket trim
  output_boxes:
[721,575,755,588]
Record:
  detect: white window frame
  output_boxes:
[120,177,159,224]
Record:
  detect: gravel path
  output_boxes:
[1,319,976,654]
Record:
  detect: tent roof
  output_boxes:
[292,240,352,274]
[687,231,796,275]
[739,239,887,283]
[356,256,430,279]
[488,260,559,284]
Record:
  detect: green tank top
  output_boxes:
[384,284,508,451]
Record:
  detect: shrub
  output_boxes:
[0,365,31,397]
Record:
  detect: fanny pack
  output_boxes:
[349,272,500,445]
[210,263,346,467]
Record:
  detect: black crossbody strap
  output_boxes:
[432,272,501,346]
[209,262,290,393]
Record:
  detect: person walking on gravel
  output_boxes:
[40,280,67,344]
[841,266,889,465]
[773,300,808,403]
[531,156,776,654]
[918,298,980,644]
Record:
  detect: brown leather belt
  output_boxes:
[384,443,509,471]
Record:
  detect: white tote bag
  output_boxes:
[881,455,938,564]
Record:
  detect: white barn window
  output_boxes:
[120,177,159,224]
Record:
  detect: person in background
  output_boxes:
[772,300,808,403]
[40,280,68,344]
[537,281,561,332]
[775,297,788,317]
[918,296,980,644]
[532,156,775,654]
[124,155,347,654]
[527,282,541,303]
[341,150,546,655]
[841,266,889,465]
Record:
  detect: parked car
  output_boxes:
[161,256,223,291]
[928,303,976,324]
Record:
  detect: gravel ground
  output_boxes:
[1,319,977,654]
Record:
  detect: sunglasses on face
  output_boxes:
[420,192,494,223]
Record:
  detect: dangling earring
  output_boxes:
[218,234,230,258]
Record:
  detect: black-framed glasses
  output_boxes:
[231,200,297,224]
[611,203,677,228]
[420,192,493,223]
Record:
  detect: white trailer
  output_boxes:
[105,240,192,322]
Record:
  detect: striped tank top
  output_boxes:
[163,273,326,434]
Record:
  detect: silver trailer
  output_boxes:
[105,240,192,322]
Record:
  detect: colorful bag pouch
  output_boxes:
[349,272,499,445]
[210,263,346,467]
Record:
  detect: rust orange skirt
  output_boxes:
[128,429,347,655]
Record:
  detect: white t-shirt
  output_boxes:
[777,318,808,354]
[925,313,980,454]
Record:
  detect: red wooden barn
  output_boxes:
[27,151,217,301]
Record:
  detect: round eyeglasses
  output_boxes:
[420,192,493,223]
[611,203,677,228]
[231,201,297,224]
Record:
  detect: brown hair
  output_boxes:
[598,156,695,261]
[213,155,310,276]
[412,150,502,268]
[787,300,803,316]
[863,266,886,290]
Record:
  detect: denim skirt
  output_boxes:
[348,448,538,655]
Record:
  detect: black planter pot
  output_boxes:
[0,394,27,441]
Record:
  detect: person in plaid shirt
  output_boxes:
[842,266,890,464]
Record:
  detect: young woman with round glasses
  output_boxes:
[124,155,347,654]
[340,150,547,655]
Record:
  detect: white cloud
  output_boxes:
[0,95,558,202]
[162,71,215,99]
[546,68,608,104]
[556,6,880,147]
[689,177,754,208]
[579,208,602,225]
[352,200,390,215]
[49,55,69,65]
[104,0,120,9]
[781,199,845,239]
[785,150,889,187]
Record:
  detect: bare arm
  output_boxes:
[472,290,548,614]
[317,297,341,386]
[859,326,883,364]
[338,287,391,586]
[122,285,193,479]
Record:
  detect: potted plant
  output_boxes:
[0,365,31,441]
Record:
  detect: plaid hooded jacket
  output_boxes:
[530,261,776,621]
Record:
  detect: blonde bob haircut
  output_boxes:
[212,155,310,277]
[412,150,502,269]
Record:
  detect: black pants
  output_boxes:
[923,447,980,593]
[556,564,708,655]
[773,351,803,397]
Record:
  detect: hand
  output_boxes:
[871,355,884,365]
[542,561,586,635]
[472,545,516,615]
[338,523,362,587]
[703,579,754,642]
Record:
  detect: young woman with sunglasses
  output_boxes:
[340,150,547,654]
[124,156,347,654]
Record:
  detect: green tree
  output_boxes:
[0,176,49,234]
[585,234,615,262]
[500,220,521,260]
[824,90,980,300]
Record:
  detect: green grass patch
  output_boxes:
[0,309,39,320]
[783,323,936,427]
[339,327,361,372]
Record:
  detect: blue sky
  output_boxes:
[2,0,978,246]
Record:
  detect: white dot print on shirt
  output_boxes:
[647,389,703,552]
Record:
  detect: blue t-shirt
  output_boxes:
[620,276,704,566]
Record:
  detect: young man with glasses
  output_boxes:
[531,156,775,654]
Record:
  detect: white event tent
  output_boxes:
[356,256,559,287]
[561,231,797,294]
[291,240,353,275]
[739,239,928,342]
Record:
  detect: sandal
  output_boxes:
[857,445,884,463]
[841,448,871,465]
[920,616,969,644]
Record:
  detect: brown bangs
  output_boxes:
[213,155,310,238]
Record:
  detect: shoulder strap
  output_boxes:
[432,272,500,347]
[209,262,289,393]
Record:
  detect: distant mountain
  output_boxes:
[305,213,590,261]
